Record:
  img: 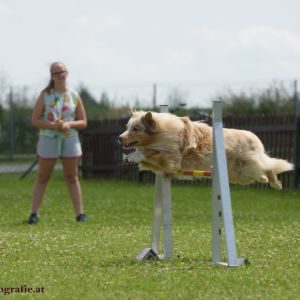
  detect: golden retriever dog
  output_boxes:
[118,110,293,189]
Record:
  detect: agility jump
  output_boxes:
[137,101,246,267]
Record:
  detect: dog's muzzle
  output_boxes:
[118,135,138,149]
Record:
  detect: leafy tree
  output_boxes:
[257,83,293,114]
[77,83,101,119]
[98,91,112,117]
[213,81,295,116]
[99,92,110,109]
[77,85,116,119]
[13,101,36,153]
[214,90,256,116]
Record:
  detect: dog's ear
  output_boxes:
[180,116,190,125]
[128,107,133,117]
[142,112,156,133]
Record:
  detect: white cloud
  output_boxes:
[71,13,125,33]
[235,26,300,58]
[162,49,197,64]
[0,2,14,16]
[1,0,300,107]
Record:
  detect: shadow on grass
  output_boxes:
[0,220,31,227]
[96,255,215,271]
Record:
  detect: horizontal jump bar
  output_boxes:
[166,170,212,177]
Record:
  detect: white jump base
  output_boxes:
[136,101,246,267]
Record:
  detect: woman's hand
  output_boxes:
[55,120,72,135]
[62,121,72,131]
[55,119,64,132]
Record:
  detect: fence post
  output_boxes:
[293,80,299,188]
[152,83,157,110]
[8,87,14,161]
[293,117,300,189]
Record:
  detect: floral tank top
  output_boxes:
[40,89,79,138]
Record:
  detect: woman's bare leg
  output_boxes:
[61,158,84,215]
[31,158,57,213]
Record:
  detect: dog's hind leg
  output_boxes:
[257,174,268,184]
[182,145,198,157]
[266,170,282,190]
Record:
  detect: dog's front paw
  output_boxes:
[123,154,131,164]
[122,153,136,165]
[122,150,145,165]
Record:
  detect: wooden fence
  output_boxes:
[80,114,300,188]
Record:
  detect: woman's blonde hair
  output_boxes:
[42,61,67,94]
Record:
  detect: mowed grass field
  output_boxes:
[0,171,300,299]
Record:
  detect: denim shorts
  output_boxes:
[37,135,82,159]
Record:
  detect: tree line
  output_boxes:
[0,81,298,157]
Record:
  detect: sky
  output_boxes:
[0,0,300,107]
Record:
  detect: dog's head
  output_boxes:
[118,110,157,149]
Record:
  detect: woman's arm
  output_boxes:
[32,92,57,130]
[62,96,87,130]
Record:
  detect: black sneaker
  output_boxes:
[28,213,39,224]
[76,213,87,222]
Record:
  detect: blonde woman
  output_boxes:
[29,61,87,224]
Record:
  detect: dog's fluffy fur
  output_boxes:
[119,110,293,189]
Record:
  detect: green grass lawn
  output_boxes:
[0,172,299,300]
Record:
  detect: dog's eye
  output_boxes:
[132,127,140,132]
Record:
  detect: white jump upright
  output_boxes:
[211,101,245,267]
[151,104,172,259]
[137,101,246,267]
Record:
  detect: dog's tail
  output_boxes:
[259,154,294,174]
